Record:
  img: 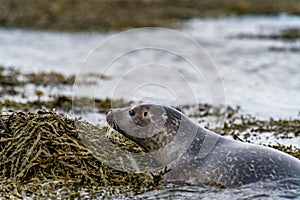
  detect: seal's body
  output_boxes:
[166,128,300,187]
[106,104,300,188]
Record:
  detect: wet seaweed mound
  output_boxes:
[0,111,161,198]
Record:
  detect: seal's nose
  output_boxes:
[106,110,114,126]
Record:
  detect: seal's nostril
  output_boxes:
[129,109,135,116]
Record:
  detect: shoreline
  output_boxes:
[0,0,300,32]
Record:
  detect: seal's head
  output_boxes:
[106,104,182,152]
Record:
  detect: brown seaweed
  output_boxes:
[0,111,164,198]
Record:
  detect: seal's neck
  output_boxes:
[145,116,220,167]
[187,126,220,158]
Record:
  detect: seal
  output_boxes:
[106,104,300,188]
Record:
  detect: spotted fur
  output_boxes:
[107,104,300,188]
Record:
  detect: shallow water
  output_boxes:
[185,15,300,119]
[133,179,300,200]
[1,15,300,199]
[1,15,300,119]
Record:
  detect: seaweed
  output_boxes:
[25,72,75,86]
[2,96,130,114]
[235,28,300,41]
[0,111,164,198]
[269,46,300,52]
[0,66,23,96]
[268,144,300,160]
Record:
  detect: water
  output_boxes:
[134,179,300,200]
[1,15,300,119]
[1,15,300,199]
[184,14,300,119]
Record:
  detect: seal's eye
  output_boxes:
[143,112,148,117]
[129,109,135,116]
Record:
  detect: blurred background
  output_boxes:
[0,0,300,31]
[0,0,299,119]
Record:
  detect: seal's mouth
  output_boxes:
[106,110,128,137]
[106,110,141,146]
